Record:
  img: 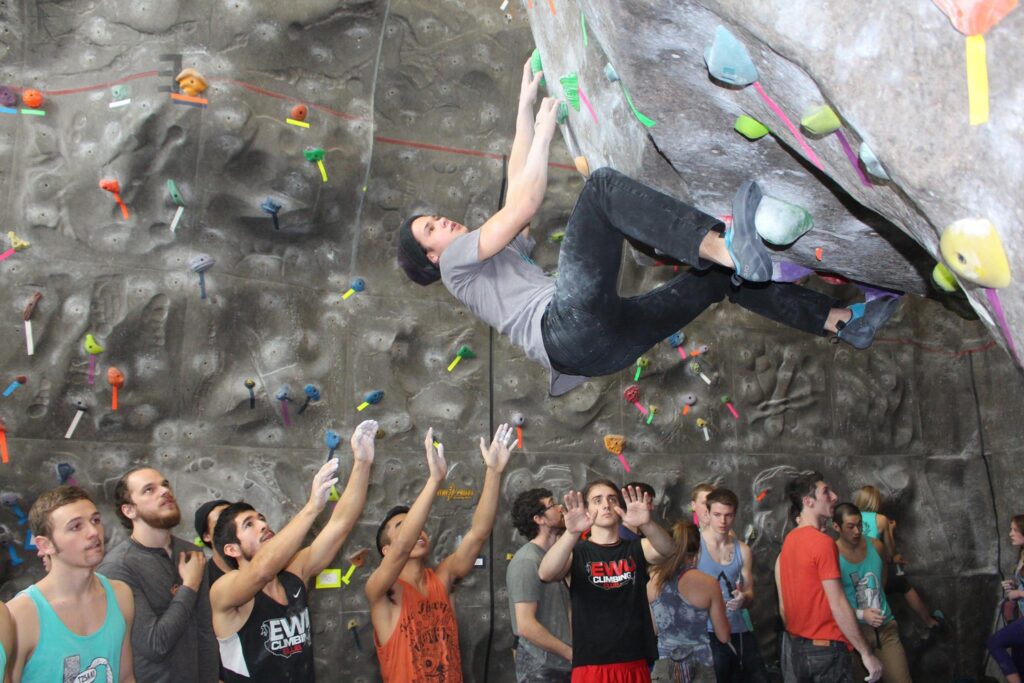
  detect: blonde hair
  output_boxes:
[852,485,882,512]
[691,483,715,502]
[650,520,699,590]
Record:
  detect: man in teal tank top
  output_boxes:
[833,503,911,683]
[7,485,137,682]
[1,600,14,683]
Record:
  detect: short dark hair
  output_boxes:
[511,488,553,539]
[213,502,255,569]
[29,486,94,538]
[706,487,739,512]
[624,482,655,500]
[376,505,410,555]
[397,215,441,285]
[113,466,153,529]
[833,502,861,527]
[786,471,824,521]
[581,479,619,506]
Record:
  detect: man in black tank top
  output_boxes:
[209,420,377,682]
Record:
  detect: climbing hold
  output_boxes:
[559,73,580,112]
[696,418,711,441]
[188,254,215,300]
[623,385,648,417]
[633,357,649,382]
[244,379,257,409]
[64,399,88,440]
[604,63,656,128]
[721,395,740,420]
[734,115,769,140]
[549,230,566,243]
[325,429,342,459]
[603,63,620,83]
[175,68,208,97]
[447,345,476,372]
[0,87,15,107]
[511,413,525,447]
[530,49,546,89]
[100,179,130,220]
[6,231,29,251]
[0,422,8,465]
[84,333,104,386]
[556,101,569,125]
[290,103,309,122]
[56,462,76,485]
[689,361,712,386]
[939,218,1011,288]
[602,434,630,472]
[704,26,758,87]
[858,143,890,180]
[574,156,590,177]
[111,84,129,101]
[298,384,321,415]
[754,196,814,246]
[22,89,44,109]
[815,247,824,261]
[304,148,328,182]
[932,262,960,292]
[167,179,185,206]
[356,390,384,412]
[342,278,365,300]
[275,385,294,427]
[23,291,41,357]
[107,367,124,411]
[2,376,26,398]
[667,331,688,360]
[800,105,842,135]
[261,197,282,230]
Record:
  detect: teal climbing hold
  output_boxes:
[858,143,889,180]
[704,26,758,87]
[556,101,569,124]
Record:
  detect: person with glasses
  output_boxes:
[507,489,572,682]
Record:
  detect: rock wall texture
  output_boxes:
[0,0,1022,681]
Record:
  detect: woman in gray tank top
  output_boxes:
[647,521,730,683]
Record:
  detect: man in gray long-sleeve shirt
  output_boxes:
[99,466,219,682]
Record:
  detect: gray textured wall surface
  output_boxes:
[1,1,1024,682]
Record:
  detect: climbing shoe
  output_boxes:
[726,181,773,285]
[836,297,901,349]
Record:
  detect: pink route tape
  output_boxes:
[752,81,823,171]
[986,288,1020,364]
[835,131,871,187]
[578,86,598,124]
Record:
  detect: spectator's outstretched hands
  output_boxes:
[308,458,341,511]
[615,486,653,530]
[479,423,516,473]
[424,428,448,483]
[350,420,378,463]
[562,491,594,535]
[520,58,543,108]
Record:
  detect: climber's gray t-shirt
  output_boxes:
[440,230,587,396]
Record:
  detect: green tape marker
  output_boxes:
[621,85,655,127]
[581,11,588,47]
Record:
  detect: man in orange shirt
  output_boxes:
[777,472,882,683]
[367,424,516,682]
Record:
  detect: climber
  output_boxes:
[396,59,900,396]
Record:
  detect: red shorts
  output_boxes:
[571,659,650,683]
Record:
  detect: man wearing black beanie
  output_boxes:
[396,58,901,396]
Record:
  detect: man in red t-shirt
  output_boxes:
[777,472,882,683]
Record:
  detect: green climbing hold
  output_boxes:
[531,49,546,89]
[932,262,959,292]
[754,196,814,246]
[550,230,566,243]
[621,86,655,127]
[560,72,580,111]
[304,147,325,162]
[166,179,185,206]
[556,102,569,124]
[734,115,769,140]
[800,105,841,135]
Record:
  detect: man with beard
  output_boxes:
[211,420,376,682]
[508,488,572,682]
[99,467,218,682]
[8,486,137,682]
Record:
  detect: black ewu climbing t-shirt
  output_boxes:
[569,538,658,667]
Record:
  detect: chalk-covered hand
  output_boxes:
[350,420,378,463]
[520,58,543,108]
[562,491,594,535]
[424,428,448,483]
[479,423,516,473]
[615,486,653,530]
[726,589,745,612]
[308,458,341,512]
[534,97,560,139]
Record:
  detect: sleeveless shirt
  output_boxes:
[860,511,879,540]
[374,568,463,682]
[838,540,893,624]
[21,574,126,683]
[649,569,713,666]
[218,571,314,682]
[697,535,748,633]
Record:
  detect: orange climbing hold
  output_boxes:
[815,247,824,261]
[22,89,44,108]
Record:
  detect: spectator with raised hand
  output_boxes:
[369,424,516,682]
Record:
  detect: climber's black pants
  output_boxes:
[541,168,837,377]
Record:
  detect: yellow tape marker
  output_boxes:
[286,118,310,128]
[965,34,989,126]
[317,159,328,182]
[315,568,342,589]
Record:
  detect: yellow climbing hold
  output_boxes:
[83,333,105,355]
[932,262,960,292]
[7,231,30,250]
[574,156,590,177]
[800,105,842,135]
[734,115,769,140]
[939,218,1011,288]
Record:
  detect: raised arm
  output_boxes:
[823,579,883,682]
[477,98,559,260]
[290,420,377,582]
[210,459,338,612]
[616,487,673,563]
[365,430,447,606]
[508,60,543,185]
[437,424,516,590]
[539,491,591,582]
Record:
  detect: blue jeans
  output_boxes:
[988,616,1024,675]
[541,168,837,377]
[788,637,851,683]
[710,632,768,683]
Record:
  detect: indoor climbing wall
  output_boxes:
[0,0,1023,681]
